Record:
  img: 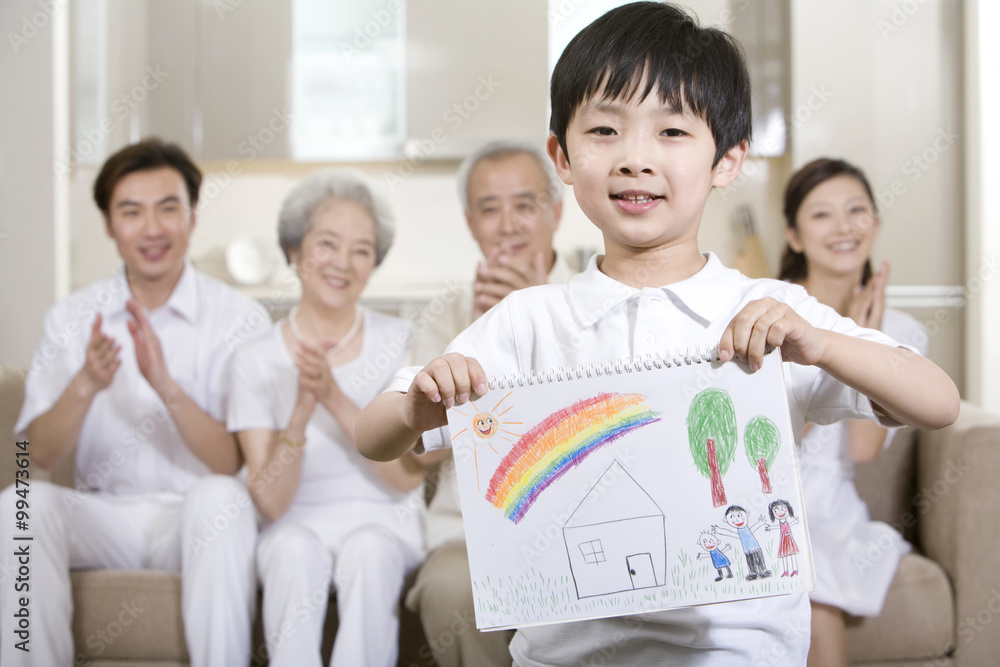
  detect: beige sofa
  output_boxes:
[0,365,432,667]
[2,362,999,665]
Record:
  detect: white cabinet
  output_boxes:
[72,0,549,163]
[404,0,549,160]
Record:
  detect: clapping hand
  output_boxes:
[126,299,175,397]
[80,313,121,395]
[848,260,889,330]
[472,245,548,319]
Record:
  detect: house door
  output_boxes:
[626,553,656,589]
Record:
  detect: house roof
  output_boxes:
[565,460,664,527]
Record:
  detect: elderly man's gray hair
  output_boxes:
[278,168,395,266]
[456,141,563,212]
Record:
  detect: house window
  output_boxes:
[579,539,606,565]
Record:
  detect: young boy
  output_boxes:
[356,3,959,664]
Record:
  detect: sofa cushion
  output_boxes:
[0,365,28,492]
[845,552,954,662]
[853,426,920,546]
[71,570,188,662]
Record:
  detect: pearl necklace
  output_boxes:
[288,305,362,358]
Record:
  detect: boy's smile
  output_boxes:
[547,86,746,287]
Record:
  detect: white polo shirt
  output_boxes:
[388,252,911,665]
[15,263,269,495]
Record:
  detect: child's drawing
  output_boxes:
[764,499,801,577]
[714,505,773,581]
[447,350,812,629]
[744,415,781,494]
[485,393,660,523]
[563,461,666,598]
[451,390,523,491]
[695,528,734,581]
[686,389,738,507]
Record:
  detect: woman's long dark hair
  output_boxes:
[779,158,876,285]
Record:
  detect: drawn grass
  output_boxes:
[472,545,806,627]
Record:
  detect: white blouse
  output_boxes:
[228,309,412,506]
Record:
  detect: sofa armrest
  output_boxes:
[918,399,1000,666]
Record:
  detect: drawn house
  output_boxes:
[563,461,667,599]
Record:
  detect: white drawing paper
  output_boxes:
[446,350,814,630]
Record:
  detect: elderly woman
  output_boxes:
[227,168,423,667]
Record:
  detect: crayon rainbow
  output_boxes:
[485,393,660,523]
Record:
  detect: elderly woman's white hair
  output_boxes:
[456,141,563,212]
[278,168,395,266]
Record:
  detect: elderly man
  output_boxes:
[405,140,574,667]
[1,138,267,666]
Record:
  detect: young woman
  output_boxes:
[227,169,425,667]
[779,158,928,667]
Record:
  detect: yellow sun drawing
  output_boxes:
[451,391,522,492]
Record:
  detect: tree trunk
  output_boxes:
[707,438,727,507]
[757,457,772,494]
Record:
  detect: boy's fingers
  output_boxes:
[444,353,474,406]
[718,326,735,362]
[412,369,444,404]
[466,357,489,397]
[748,311,784,370]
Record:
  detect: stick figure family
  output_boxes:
[703,500,800,582]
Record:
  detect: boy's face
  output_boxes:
[725,509,748,528]
[547,88,745,261]
[105,167,195,287]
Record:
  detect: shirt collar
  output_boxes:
[566,252,741,329]
[163,260,199,323]
[104,260,199,324]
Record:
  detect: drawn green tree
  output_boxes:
[744,416,780,494]
[686,389,738,507]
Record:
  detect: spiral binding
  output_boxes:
[488,345,722,391]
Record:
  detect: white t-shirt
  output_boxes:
[387,253,912,666]
[228,309,412,507]
[408,255,576,550]
[15,263,270,495]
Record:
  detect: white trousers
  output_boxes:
[256,499,423,667]
[0,476,257,667]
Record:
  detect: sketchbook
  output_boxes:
[446,348,814,630]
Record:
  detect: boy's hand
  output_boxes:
[405,353,489,432]
[848,260,889,330]
[719,298,828,371]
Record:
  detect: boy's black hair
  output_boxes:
[724,505,747,518]
[549,1,752,167]
[767,499,794,522]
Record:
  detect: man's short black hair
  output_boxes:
[94,137,202,217]
[549,1,752,167]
